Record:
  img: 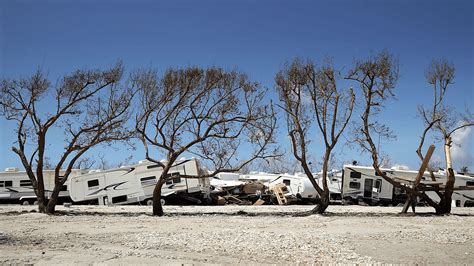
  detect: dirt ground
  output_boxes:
[0,205,473,265]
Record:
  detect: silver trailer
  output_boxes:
[0,167,82,205]
[342,164,474,206]
[68,158,211,205]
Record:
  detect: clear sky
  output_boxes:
[1,0,473,172]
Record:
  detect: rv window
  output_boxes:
[283,179,291,186]
[350,171,361,179]
[375,180,382,192]
[147,164,161,169]
[166,172,180,178]
[165,172,181,184]
[140,176,156,182]
[0,181,14,187]
[61,185,68,191]
[172,176,182,184]
[112,195,127,204]
[467,181,474,186]
[20,180,32,187]
[349,182,360,189]
[88,179,99,188]
[374,171,387,177]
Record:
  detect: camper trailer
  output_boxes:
[0,167,82,205]
[269,174,318,203]
[313,170,343,202]
[68,158,211,205]
[341,165,396,205]
[342,164,474,206]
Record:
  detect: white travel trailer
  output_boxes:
[293,170,343,203]
[0,167,83,205]
[342,164,474,206]
[269,174,318,202]
[68,158,211,205]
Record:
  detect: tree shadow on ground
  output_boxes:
[3,209,474,217]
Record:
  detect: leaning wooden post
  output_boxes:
[401,144,436,213]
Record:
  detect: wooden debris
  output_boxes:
[270,183,288,205]
[216,196,226,205]
[242,181,265,195]
[253,199,265,205]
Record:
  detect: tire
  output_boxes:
[33,200,38,205]
[146,199,166,206]
[21,200,30,206]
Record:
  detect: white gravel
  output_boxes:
[0,205,473,264]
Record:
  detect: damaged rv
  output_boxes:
[342,164,474,207]
[68,158,211,205]
[0,167,83,205]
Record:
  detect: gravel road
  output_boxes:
[0,205,473,264]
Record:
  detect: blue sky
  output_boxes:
[1,0,473,171]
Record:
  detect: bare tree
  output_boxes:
[416,60,474,213]
[276,58,355,214]
[0,63,134,214]
[347,51,447,213]
[134,67,277,216]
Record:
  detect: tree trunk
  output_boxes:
[45,185,62,214]
[311,149,331,214]
[441,168,455,214]
[311,190,329,214]
[152,181,164,216]
[440,136,455,214]
[38,199,47,213]
[35,185,47,213]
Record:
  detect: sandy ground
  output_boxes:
[0,205,473,265]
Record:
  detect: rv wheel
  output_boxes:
[145,199,166,206]
[21,200,30,206]
[33,200,38,205]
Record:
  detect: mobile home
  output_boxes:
[68,158,211,205]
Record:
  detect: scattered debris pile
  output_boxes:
[210,177,297,205]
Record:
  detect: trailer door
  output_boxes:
[364,179,373,198]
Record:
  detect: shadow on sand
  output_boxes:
[3,209,473,217]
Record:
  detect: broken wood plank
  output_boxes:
[414,144,436,187]
[270,183,288,205]
[402,144,435,214]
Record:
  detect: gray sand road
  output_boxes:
[0,205,473,264]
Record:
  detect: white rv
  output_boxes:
[306,170,343,202]
[0,167,82,205]
[68,158,211,205]
[342,164,474,207]
[269,174,318,202]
